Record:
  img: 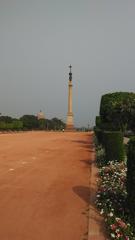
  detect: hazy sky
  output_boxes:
[0,0,135,127]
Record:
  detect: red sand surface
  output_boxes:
[0,132,92,240]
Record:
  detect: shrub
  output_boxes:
[102,131,125,162]
[38,119,46,130]
[0,121,7,130]
[94,127,104,145]
[96,145,106,167]
[0,116,13,123]
[12,120,23,130]
[20,115,39,130]
[100,92,135,132]
[100,122,119,131]
[95,116,102,128]
[127,137,135,218]
[96,161,135,239]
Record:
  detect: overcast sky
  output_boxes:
[0,0,135,127]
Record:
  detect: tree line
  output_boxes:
[0,115,65,131]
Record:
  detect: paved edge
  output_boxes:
[88,134,106,240]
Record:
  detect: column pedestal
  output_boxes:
[66,112,74,131]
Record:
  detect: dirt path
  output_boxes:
[0,131,95,240]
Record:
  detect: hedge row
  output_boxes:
[0,120,23,130]
[95,128,125,162]
[95,92,135,221]
[127,137,135,218]
[99,92,135,132]
[103,131,124,162]
[0,115,65,131]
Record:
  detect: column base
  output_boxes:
[65,124,75,132]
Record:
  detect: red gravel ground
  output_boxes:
[0,131,106,240]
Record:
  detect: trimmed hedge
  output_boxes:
[95,116,102,128]
[102,131,125,162]
[94,127,104,145]
[127,137,135,217]
[100,92,135,132]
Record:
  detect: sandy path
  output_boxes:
[0,131,92,240]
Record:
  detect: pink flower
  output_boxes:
[116,232,123,238]
[111,224,117,231]
[117,219,127,229]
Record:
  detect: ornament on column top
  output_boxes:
[69,65,72,81]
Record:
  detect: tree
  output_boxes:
[20,115,39,130]
[51,118,65,130]
[0,116,13,123]
[12,120,23,130]
[38,119,46,130]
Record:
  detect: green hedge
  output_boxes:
[100,92,135,132]
[0,120,23,131]
[127,137,135,217]
[94,127,104,145]
[95,116,102,128]
[102,131,124,162]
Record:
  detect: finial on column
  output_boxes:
[69,65,72,81]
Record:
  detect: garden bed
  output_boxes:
[95,159,135,239]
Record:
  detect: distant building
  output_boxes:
[37,110,45,120]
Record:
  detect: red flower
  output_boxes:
[117,219,127,229]
[111,224,117,230]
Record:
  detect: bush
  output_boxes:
[100,122,119,131]
[127,137,135,218]
[96,145,106,167]
[0,121,7,130]
[95,116,102,128]
[96,161,135,239]
[20,115,39,130]
[0,116,13,123]
[38,119,46,130]
[94,127,104,145]
[0,120,23,131]
[12,120,23,130]
[100,92,135,132]
[102,131,125,162]
[95,115,119,131]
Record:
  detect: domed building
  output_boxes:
[37,110,45,120]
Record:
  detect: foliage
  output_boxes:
[20,115,39,130]
[95,116,118,131]
[44,118,65,130]
[12,120,23,130]
[100,92,135,132]
[127,137,135,218]
[38,119,46,130]
[96,161,135,240]
[94,127,104,145]
[51,118,65,130]
[96,144,106,167]
[100,122,120,131]
[0,116,13,123]
[102,131,125,162]
[95,116,102,128]
[0,114,65,131]
[0,117,23,131]
[0,121,7,130]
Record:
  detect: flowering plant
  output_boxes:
[96,161,135,239]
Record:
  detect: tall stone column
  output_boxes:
[66,65,74,130]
